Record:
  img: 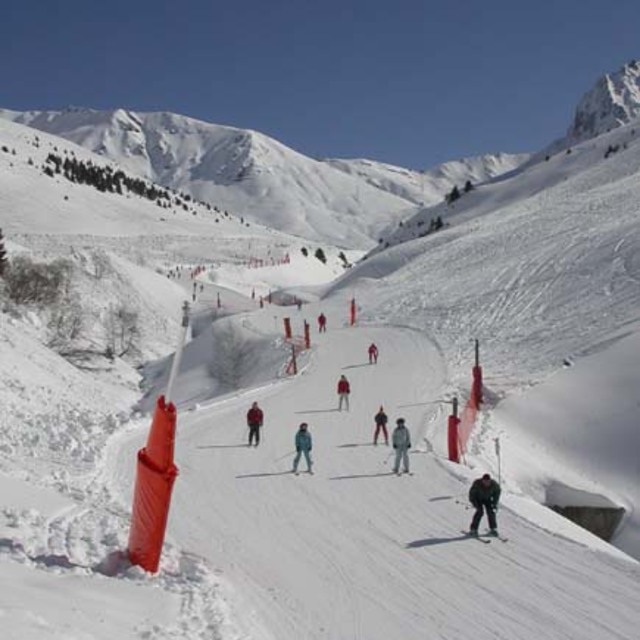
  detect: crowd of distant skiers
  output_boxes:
[242,313,501,536]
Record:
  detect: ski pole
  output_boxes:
[382,450,394,465]
[494,437,501,486]
[273,450,296,463]
[494,437,502,512]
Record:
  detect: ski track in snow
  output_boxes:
[4,110,640,638]
[103,315,640,640]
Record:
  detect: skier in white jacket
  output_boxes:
[391,418,411,475]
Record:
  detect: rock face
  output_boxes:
[550,506,625,542]
[568,60,640,143]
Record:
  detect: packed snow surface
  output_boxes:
[1,105,640,638]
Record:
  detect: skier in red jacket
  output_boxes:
[318,312,327,333]
[368,342,379,364]
[246,401,264,446]
[337,375,351,411]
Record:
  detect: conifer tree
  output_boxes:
[446,185,460,204]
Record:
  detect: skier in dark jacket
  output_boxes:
[373,406,388,445]
[469,473,501,536]
[246,401,264,447]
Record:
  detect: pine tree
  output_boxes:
[446,185,460,204]
[0,228,7,277]
[464,180,474,193]
[314,247,327,264]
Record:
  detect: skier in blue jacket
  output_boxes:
[293,422,313,475]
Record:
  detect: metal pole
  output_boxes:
[494,437,501,486]
[452,396,459,418]
[165,301,190,404]
[475,339,480,368]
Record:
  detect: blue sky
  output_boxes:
[2,0,639,168]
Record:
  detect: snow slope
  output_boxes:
[326,152,529,206]
[0,108,415,248]
[108,294,639,640]
[0,108,528,248]
[3,76,640,638]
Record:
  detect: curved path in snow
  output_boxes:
[113,317,640,640]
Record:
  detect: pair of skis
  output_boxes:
[462,530,508,544]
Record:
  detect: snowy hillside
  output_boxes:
[326,152,529,206]
[330,115,640,561]
[0,108,416,248]
[0,108,528,248]
[374,116,640,251]
[567,59,640,143]
[3,66,640,638]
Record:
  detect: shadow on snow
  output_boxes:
[235,471,293,479]
[329,472,395,480]
[196,444,249,449]
[406,534,471,548]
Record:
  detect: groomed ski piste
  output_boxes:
[2,115,640,638]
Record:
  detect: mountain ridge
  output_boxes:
[0,106,527,248]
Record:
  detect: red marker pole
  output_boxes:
[447,397,460,463]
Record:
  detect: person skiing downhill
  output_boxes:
[391,418,411,474]
[292,422,313,474]
[468,473,501,536]
[368,343,379,364]
[337,375,351,411]
[318,312,327,333]
[373,406,388,445]
[246,401,264,447]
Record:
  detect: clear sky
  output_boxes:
[2,0,639,169]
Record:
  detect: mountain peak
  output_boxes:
[568,59,640,142]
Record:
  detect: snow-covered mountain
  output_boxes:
[0,107,412,248]
[326,152,529,205]
[567,59,640,143]
[0,107,528,248]
[5,60,640,640]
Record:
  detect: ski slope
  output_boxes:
[3,83,640,638]
[110,291,639,640]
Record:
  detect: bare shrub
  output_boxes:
[47,293,84,351]
[4,256,72,305]
[208,322,253,389]
[105,304,140,359]
[90,249,111,279]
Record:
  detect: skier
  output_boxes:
[337,374,351,411]
[318,312,327,333]
[468,473,501,536]
[292,422,313,474]
[373,406,388,445]
[368,342,379,364]
[391,418,411,475]
[246,401,264,447]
